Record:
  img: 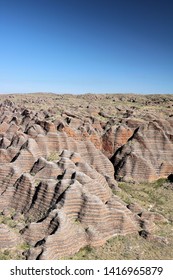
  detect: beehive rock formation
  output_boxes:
[21,153,139,259]
[0,93,172,259]
[112,118,173,182]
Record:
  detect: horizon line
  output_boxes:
[0,92,173,96]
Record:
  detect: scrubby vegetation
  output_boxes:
[69,179,173,260]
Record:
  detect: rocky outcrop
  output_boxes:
[112,119,173,182]
[102,124,133,158]
[1,148,139,259]
[0,101,140,259]
[0,93,172,259]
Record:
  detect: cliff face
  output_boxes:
[0,93,172,259]
[112,118,173,182]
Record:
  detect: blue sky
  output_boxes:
[0,0,173,94]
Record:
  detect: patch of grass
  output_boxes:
[73,218,81,225]
[0,249,24,260]
[0,250,13,260]
[17,242,31,251]
[35,180,41,188]
[113,188,132,204]
[152,178,168,188]
[69,245,95,260]
[118,179,173,218]
[47,152,60,162]
[0,215,17,228]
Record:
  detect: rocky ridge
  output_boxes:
[0,93,172,259]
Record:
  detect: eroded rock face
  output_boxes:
[0,93,172,259]
[0,101,140,259]
[22,154,138,259]
[112,119,173,182]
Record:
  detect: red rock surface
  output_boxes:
[0,93,172,259]
[112,118,173,182]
